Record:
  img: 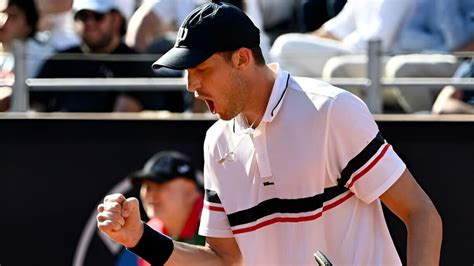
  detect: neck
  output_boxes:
[0,43,8,52]
[241,64,277,128]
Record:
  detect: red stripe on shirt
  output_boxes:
[205,204,225,212]
[347,143,391,188]
[232,192,354,235]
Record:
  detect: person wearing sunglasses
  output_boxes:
[30,0,186,113]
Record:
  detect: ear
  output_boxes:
[232,47,252,69]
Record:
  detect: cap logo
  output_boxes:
[177,164,190,174]
[175,27,188,46]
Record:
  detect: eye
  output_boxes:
[196,66,207,73]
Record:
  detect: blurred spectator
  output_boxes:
[0,0,47,78]
[270,0,415,77]
[34,0,137,50]
[392,0,474,53]
[431,56,474,114]
[258,0,300,43]
[320,0,474,113]
[126,0,270,60]
[115,150,205,266]
[31,0,185,112]
[125,0,270,113]
[125,0,201,53]
[0,0,51,111]
[34,0,80,51]
[378,0,474,113]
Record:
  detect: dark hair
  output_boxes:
[8,0,38,38]
[221,46,266,66]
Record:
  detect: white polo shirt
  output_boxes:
[199,64,405,265]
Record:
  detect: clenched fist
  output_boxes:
[96,193,144,248]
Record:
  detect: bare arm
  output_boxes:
[431,85,474,114]
[312,27,340,41]
[97,194,242,266]
[380,169,442,266]
[166,237,242,266]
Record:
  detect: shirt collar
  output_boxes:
[261,63,290,123]
[233,64,290,133]
[178,193,204,239]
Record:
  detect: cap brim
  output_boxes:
[152,47,214,70]
[128,170,166,185]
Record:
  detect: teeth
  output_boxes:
[194,91,199,97]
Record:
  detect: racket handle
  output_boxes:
[314,250,332,266]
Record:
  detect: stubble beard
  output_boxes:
[82,31,114,53]
[220,72,248,121]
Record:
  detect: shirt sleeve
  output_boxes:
[325,91,406,204]
[198,135,234,238]
[324,0,416,51]
[347,0,415,51]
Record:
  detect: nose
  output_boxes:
[186,75,200,93]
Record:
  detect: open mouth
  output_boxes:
[205,99,216,114]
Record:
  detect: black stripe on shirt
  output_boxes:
[227,185,348,227]
[225,132,385,227]
[337,131,385,188]
[205,189,222,204]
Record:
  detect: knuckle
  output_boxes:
[104,193,124,202]
[110,202,121,209]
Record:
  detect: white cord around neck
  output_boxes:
[218,114,260,164]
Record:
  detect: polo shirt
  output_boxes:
[199,64,405,265]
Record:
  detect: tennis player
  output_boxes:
[97,1,442,265]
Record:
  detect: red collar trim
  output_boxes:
[179,193,204,238]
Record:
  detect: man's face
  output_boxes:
[73,9,118,52]
[139,178,193,220]
[0,5,32,44]
[186,52,250,121]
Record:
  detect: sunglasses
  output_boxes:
[74,11,107,22]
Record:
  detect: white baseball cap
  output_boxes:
[73,0,117,14]
[73,0,134,22]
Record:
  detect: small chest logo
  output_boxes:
[176,27,188,46]
[263,181,275,186]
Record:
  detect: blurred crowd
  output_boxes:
[0,0,473,114]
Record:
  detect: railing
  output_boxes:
[6,40,474,113]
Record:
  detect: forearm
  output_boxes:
[130,224,236,266]
[312,27,339,41]
[380,170,443,265]
[406,204,442,265]
[166,242,232,266]
[442,98,474,114]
